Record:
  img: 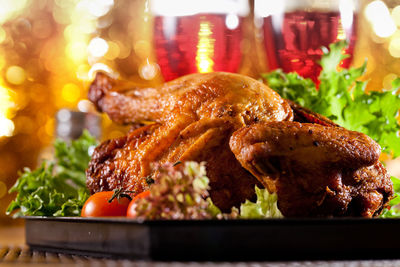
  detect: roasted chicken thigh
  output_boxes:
[230,121,391,217]
[87,72,392,217]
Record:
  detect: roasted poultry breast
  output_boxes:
[87,72,393,217]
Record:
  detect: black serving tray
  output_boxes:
[24,217,400,261]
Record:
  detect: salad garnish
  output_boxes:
[239,186,283,219]
[6,130,97,217]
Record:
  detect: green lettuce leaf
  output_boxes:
[239,186,283,219]
[380,176,400,218]
[6,130,96,217]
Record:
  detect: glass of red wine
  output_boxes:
[150,0,249,81]
[254,0,358,84]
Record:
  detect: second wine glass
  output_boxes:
[255,0,358,84]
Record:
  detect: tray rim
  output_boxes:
[22,215,400,225]
[23,216,400,261]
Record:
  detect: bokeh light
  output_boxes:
[339,0,355,30]
[392,5,400,27]
[5,66,25,85]
[66,41,88,63]
[134,40,151,60]
[0,85,17,138]
[104,41,120,60]
[0,117,14,137]
[382,73,398,89]
[88,63,115,80]
[139,60,159,80]
[226,14,239,30]
[0,0,29,24]
[365,1,396,38]
[77,99,95,112]
[88,37,109,58]
[0,27,6,43]
[77,0,114,18]
[62,83,81,103]
[389,36,400,58]
[0,0,399,224]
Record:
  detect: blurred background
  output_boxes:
[0,0,399,224]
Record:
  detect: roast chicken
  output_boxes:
[87,72,393,217]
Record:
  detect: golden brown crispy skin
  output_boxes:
[89,72,293,125]
[87,124,158,196]
[87,72,392,216]
[87,72,293,211]
[229,121,393,217]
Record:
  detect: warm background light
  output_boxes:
[353,0,400,92]
[0,0,399,224]
[196,21,215,73]
[365,0,396,38]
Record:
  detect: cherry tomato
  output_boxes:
[127,191,150,218]
[81,191,131,217]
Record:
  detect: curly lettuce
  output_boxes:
[6,131,97,217]
[239,186,282,219]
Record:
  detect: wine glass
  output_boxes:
[254,0,358,83]
[150,0,249,81]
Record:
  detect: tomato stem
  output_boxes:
[173,161,182,166]
[108,188,134,203]
[145,175,155,186]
